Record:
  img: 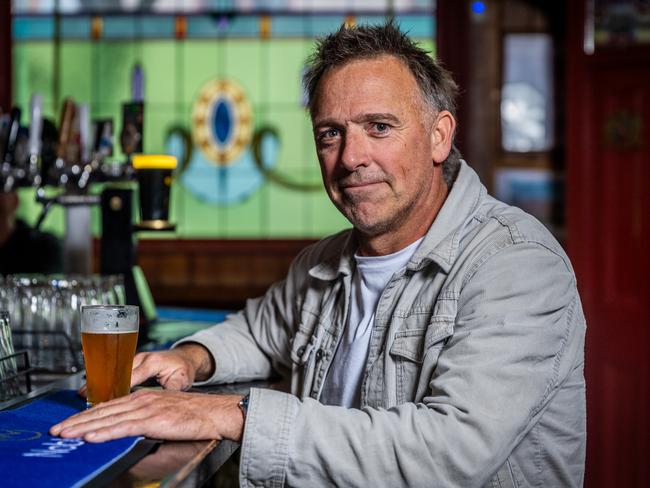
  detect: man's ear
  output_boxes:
[430,110,456,164]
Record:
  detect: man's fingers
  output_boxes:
[54,400,150,439]
[132,352,147,369]
[77,384,87,398]
[83,419,147,443]
[50,392,144,436]
[130,353,161,387]
[60,409,148,440]
[159,368,192,391]
[131,351,195,390]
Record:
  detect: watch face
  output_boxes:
[238,393,250,415]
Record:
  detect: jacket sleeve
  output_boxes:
[173,251,309,384]
[238,242,586,487]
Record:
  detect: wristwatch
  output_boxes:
[238,393,250,418]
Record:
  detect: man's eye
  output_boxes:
[371,123,390,134]
[319,129,340,141]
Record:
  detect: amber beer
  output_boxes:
[80,305,139,407]
[81,330,138,406]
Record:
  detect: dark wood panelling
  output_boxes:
[501,0,549,30]
[566,1,650,486]
[437,0,499,186]
[135,239,317,310]
[436,0,471,161]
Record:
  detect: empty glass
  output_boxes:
[0,310,21,401]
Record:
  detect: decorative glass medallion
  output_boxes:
[192,78,252,165]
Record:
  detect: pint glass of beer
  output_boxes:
[80,305,139,408]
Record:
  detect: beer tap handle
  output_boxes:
[57,98,76,160]
[132,63,144,103]
[28,94,43,185]
[77,104,95,190]
[39,118,59,186]
[2,107,21,167]
[78,103,91,164]
[29,94,43,161]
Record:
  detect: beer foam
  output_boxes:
[82,329,138,334]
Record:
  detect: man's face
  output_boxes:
[311,55,450,249]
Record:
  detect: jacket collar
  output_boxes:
[308,230,357,280]
[308,160,485,279]
[408,160,485,274]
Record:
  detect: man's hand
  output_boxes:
[50,389,245,443]
[130,343,215,390]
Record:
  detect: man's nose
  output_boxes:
[339,127,371,171]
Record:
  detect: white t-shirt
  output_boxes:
[320,238,423,408]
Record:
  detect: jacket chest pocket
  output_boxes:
[290,294,343,399]
[290,306,322,367]
[389,318,454,404]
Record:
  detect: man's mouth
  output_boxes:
[340,180,384,190]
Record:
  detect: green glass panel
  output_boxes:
[266,181,311,237]
[12,42,55,117]
[182,41,222,105]
[173,181,224,236]
[139,41,176,106]
[265,39,311,105]
[143,107,179,155]
[93,41,136,106]
[309,192,350,237]
[222,40,263,103]
[257,107,310,175]
[60,42,93,105]
[220,185,265,238]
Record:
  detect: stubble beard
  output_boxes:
[337,187,414,238]
[335,172,434,241]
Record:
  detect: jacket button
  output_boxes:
[315,348,324,361]
[297,346,306,356]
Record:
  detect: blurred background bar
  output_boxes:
[1,1,649,486]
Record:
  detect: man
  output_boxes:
[0,190,62,275]
[52,23,586,487]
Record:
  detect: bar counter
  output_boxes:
[0,371,258,487]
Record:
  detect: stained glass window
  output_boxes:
[11,0,436,238]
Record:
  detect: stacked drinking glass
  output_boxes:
[0,274,126,374]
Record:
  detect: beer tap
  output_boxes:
[1,107,21,191]
[12,88,173,342]
[28,94,43,187]
[77,104,94,190]
[54,98,76,187]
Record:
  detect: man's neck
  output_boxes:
[357,231,425,257]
